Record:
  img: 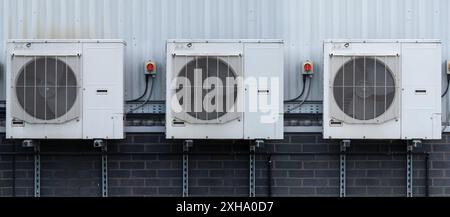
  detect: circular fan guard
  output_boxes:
[15,57,78,121]
[176,57,238,121]
[333,57,396,121]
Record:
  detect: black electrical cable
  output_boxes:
[126,76,150,102]
[285,75,309,102]
[442,75,450,98]
[286,78,312,113]
[128,78,155,113]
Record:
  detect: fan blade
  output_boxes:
[352,95,367,120]
[45,92,57,120]
[34,92,48,120]
[342,90,355,116]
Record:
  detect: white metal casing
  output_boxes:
[6,39,125,140]
[323,39,442,140]
[166,40,284,140]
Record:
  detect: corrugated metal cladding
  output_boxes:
[1,0,450,103]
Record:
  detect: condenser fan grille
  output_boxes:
[15,57,78,121]
[176,56,239,121]
[332,56,397,121]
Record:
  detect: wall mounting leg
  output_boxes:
[34,142,41,198]
[340,140,350,198]
[407,140,421,198]
[101,143,108,197]
[94,140,108,197]
[183,140,193,198]
[250,140,263,197]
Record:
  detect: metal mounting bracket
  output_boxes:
[250,140,263,197]
[94,139,106,148]
[341,140,351,152]
[183,140,193,197]
[340,140,351,197]
[33,142,41,197]
[22,140,35,148]
[255,139,265,149]
[407,140,421,198]
[94,140,108,197]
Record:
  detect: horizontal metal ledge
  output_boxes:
[0,126,322,133]
[1,126,450,134]
[125,126,165,133]
[172,53,242,57]
[284,102,323,114]
[8,39,126,44]
[330,53,399,57]
[126,126,323,133]
[12,53,81,57]
[126,103,166,114]
[284,126,322,133]
[444,127,450,133]
[168,39,284,44]
[324,39,441,43]
[125,102,324,115]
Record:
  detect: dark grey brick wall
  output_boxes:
[0,133,449,197]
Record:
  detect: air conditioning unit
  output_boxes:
[6,39,125,140]
[323,39,442,140]
[166,40,284,140]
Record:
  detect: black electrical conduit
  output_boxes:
[1,150,430,197]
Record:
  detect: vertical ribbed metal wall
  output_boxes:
[1,0,450,103]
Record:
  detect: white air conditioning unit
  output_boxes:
[166,40,284,140]
[6,39,125,140]
[323,39,442,140]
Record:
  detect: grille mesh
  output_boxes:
[176,56,238,121]
[15,57,78,121]
[332,57,396,121]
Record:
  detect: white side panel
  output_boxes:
[401,43,442,140]
[82,43,125,139]
[244,43,284,140]
[322,42,332,139]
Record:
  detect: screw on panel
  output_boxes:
[340,140,350,198]
[183,140,193,198]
